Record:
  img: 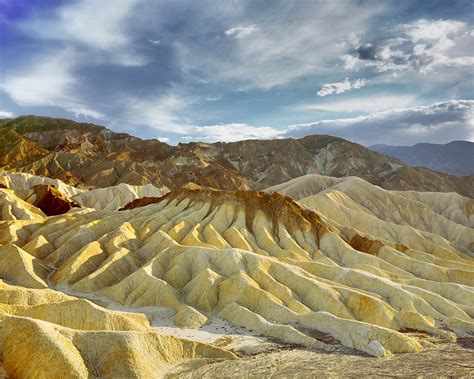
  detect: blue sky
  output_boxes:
[0,0,473,145]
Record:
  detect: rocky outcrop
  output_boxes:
[27,184,81,216]
[119,195,165,210]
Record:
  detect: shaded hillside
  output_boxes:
[1,115,473,197]
[370,141,474,176]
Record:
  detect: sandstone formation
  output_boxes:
[0,172,472,376]
[1,115,473,196]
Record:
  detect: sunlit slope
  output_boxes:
[0,171,84,199]
[1,186,473,360]
[0,281,235,378]
[71,182,169,211]
[266,174,473,252]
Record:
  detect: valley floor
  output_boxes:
[169,340,474,378]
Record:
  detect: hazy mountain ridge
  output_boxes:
[370,141,474,176]
[1,115,473,197]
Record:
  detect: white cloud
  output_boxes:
[342,19,474,75]
[0,51,75,107]
[334,31,363,49]
[125,93,282,142]
[67,106,106,120]
[195,123,283,142]
[1,0,149,122]
[317,77,366,97]
[403,19,466,42]
[293,94,416,113]
[340,54,360,70]
[148,39,161,45]
[126,94,195,134]
[0,111,14,118]
[286,100,474,146]
[0,50,106,121]
[115,96,474,145]
[157,137,170,143]
[225,25,259,39]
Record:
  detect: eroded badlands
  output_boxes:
[0,172,473,377]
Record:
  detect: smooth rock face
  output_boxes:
[0,172,472,376]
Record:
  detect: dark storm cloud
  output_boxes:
[355,44,379,60]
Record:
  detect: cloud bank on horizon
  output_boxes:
[0,0,473,145]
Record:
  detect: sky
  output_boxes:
[0,0,473,146]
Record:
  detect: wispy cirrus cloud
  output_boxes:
[0,50,107,122]
[66,106,107,120]
[123,92,472,146]
[195,123,282,142]
[22,0,144,66]
[176,1,386,89]
[125,94,195,134]
[0,0,144,122]
[0,51,75,107]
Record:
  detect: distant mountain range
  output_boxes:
[0,115,473,197]
[370,141,474,176]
